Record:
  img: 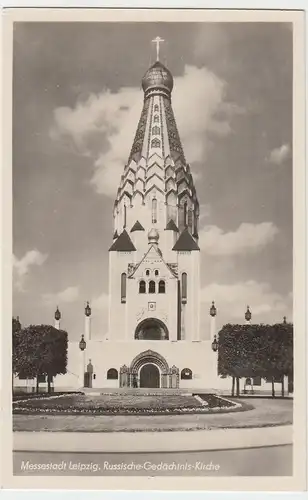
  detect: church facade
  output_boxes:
[52,57,223,391]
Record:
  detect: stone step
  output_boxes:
[82,387,214,396]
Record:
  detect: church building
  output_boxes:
[52,46,222,391]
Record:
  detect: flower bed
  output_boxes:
[13,391,83,402]
[195,393,235,408]
[13,393,244,416]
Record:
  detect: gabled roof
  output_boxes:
[130,220,145,232]
[128,244,178,278]
[165,219,179,232]
[172,228,200,251]
[109,229,136,252]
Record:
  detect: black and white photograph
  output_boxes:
[2,7,306,491]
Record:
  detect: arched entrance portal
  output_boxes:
[119,350,179,389]
[135,318,169,340]
[140,363,160,388]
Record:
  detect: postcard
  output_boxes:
[1,7,306,491]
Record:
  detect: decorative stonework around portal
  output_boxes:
[119,350,179,389]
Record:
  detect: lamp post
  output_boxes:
[210,300,217,341]
[84,301,92,341]
[245,305,252,325]
[54,306,61,330]
[79,334,87,387]
[211,334,218,353]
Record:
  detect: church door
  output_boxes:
[140,364,160,388]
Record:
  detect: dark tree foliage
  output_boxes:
[12,323,68,393]
[12,317,22,387]
[217,322,293,397]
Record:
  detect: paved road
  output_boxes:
[14,445,292,476]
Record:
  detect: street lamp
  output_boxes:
[245,305,252,324]
[210,301,217,317]
[79,334,86,351]
[211,334,218,352]
[79,334,87,388]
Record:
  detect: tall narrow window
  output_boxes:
[158,280,165,294]
[154,104,159,112]
[153,114,159,123]
[152,198,157,224]
[121,273,127,303]
[193,210,198,236]
[187,208,193,230]
[123,204,127,228]
[139,280,146,294]
[183,202,188,227]
[182,273,187,303]
[149,281,156,294]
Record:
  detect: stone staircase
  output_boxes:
[82,387,215,396]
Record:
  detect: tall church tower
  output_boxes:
[108,50,200,345]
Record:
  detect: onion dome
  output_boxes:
[54,306,61,321]
[210,301,217,317]
[148,228,159,244]
[142,61,173,98]
[245,305,252,322]
[85,301,91,317]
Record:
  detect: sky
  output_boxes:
[13,22,293,340]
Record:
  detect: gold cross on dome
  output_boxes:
[152,36,165,61]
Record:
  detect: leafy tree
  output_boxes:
[13,324,68,393]
[12,317,22,389]
[217,322,293,397]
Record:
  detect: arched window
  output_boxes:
[139,280,146,294]
[152,198,157,223]
[154,104,159,112]
[182,272,187,303]
[145,269,150,276]
[158,280,165,294]
[153,114,159,123]
[151,138,161,148]
[152,126,160,135]
[121,273,126,303]
[181,368,192,380]
[154,270,159,276]
[149,280,156,294]
[107,368,118,380]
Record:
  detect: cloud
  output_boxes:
[42,286,79,306]
[13,249,48,291]
[199,222,279,256]
[268,143,291,164]
[201,280,292,322]
[89,292,109,339]
[91,292,109,311]
[51,65,241,197]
